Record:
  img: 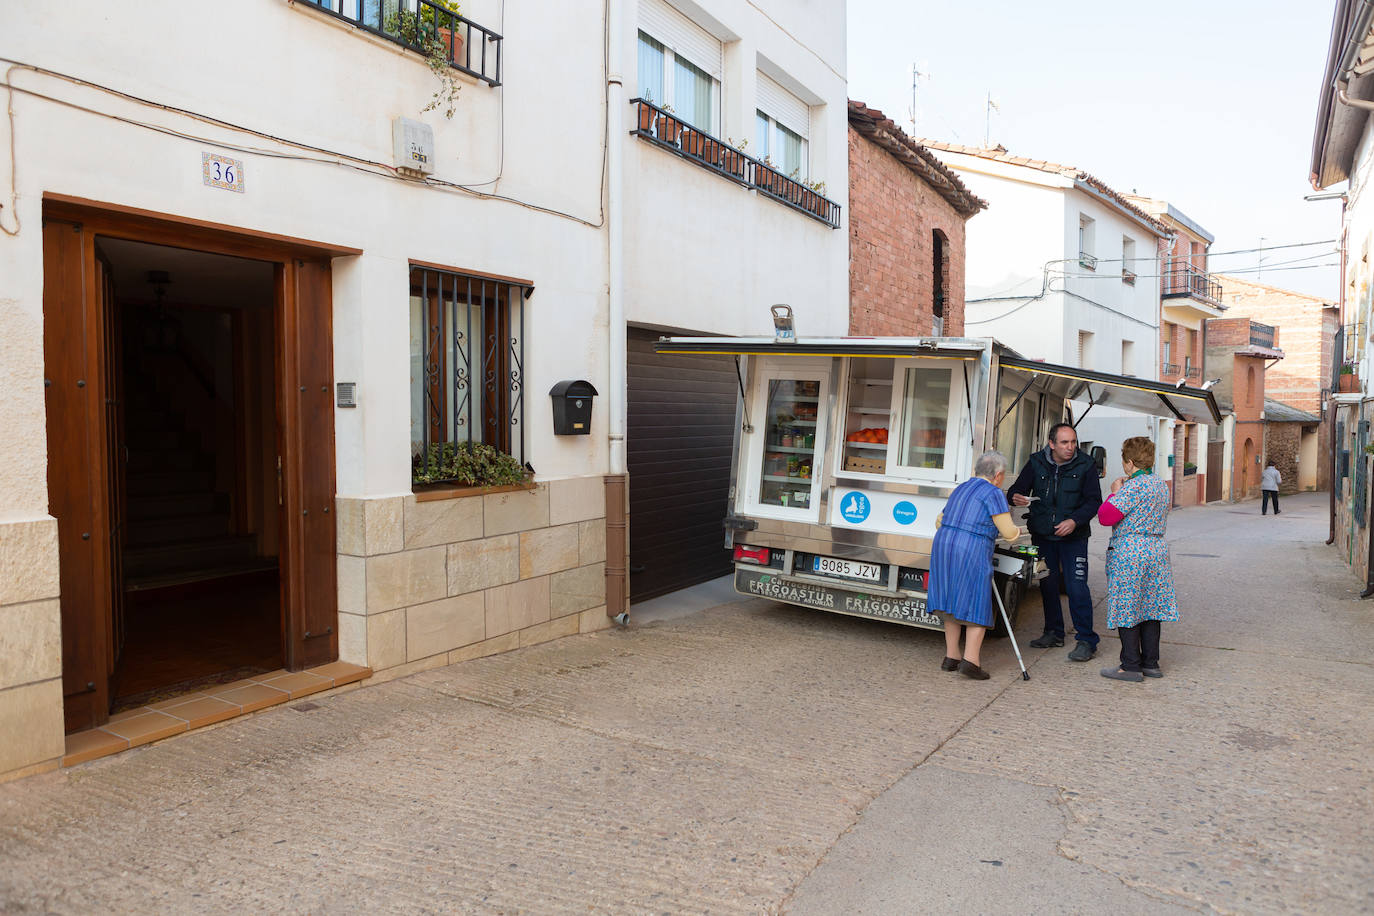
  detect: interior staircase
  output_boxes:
[120,326,273,591]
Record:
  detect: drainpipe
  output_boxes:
[603,0,630,623]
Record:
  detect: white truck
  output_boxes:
[653,333,1221,636]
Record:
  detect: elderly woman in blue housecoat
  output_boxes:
[928,450,1024,680]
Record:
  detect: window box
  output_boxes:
[1078,251,1098,271]
[1122,268,1137,285]
[414,479,538,503]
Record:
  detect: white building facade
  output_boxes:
[921,143,1170,481]
[0,0,849,780]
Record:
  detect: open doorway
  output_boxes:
[97,238,283,710]
[43,199,342,733]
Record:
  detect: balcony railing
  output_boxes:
[302,0,502,86]
[1078,251,1097,271]
[1162,264,1223,305]
[1249,322,1276,348]
[629,98,841,228]
[1186,367,1200,380]
[1162,362,1180,376]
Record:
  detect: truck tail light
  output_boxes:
[733,545,770,564]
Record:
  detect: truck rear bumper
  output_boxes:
[734,566,942,630]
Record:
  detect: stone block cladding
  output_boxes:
[847,126,968,337]
[336,477,610,681]
[1267,423,1302,495]
[0,517,66,781]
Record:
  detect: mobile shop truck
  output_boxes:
[652,333,1221,636]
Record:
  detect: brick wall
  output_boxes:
[847,126,968,336]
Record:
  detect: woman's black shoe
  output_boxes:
[941,656,960,671]
[958,660,990,680]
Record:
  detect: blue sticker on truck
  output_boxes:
[893,501,918,525]
[839,491,871,524]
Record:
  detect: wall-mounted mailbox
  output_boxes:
[550,380,598,435]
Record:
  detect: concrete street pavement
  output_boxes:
[1,492,1370,914]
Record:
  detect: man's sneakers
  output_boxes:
[1067,641,1097,662]
[1028,632,1064,648]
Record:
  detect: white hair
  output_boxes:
[974,450,1008,479]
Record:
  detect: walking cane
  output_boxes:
[992,580,1030,681]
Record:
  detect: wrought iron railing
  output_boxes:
[302,0,502,87]
[1186,367,1200,380]
[1248,322,1275,348]
[1162,264,1223,304]
[1162,362,1180,376]
[629,98,841,228]
[411,267,528,484]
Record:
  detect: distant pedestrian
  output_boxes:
[1097,437,1178,682]
[929,450,1023,680]
[1007,423,1104,662]
[1261,461,1282,515]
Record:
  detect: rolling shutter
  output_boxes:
[627,327,736,602]
[638,0,722,79]
[757,72,809,139]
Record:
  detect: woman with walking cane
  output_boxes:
[929,450,1024,680]
[1097,436,1178,682]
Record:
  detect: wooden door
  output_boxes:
[43,219,113,731]
[277,259,338,669]
[97,253,128,672]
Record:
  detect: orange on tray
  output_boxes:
[846,427,889,444]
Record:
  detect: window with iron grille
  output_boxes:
[408,266,529,478]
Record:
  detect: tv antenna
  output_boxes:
[908,62,929,137]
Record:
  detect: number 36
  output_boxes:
[213,161,236,184]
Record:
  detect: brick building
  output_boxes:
[846,102,985,336]
[1204,317,1284,500]
[1215,274,1338,491]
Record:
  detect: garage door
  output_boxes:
[627,327,737,602]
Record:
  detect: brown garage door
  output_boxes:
[627,327,737,602]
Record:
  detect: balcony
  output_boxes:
[301,0,502,86]
[1185,367,1200,380]
[1162,362,1180,376]
[1162,264,1223,305]
[629,99,841,228]
[1249,322,1276,348]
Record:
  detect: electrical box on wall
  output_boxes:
[392,117,435,178]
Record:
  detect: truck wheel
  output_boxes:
[988,574,1024,639]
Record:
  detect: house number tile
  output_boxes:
[202,152,245,193]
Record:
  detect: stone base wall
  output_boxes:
[336,477,610,681]
[0,517,66,781]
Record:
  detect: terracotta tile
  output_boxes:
[157,696,241,729]
[206,675,276,698]
[213,683,289,713]
[307,660,371,686]
[149,692,210,711]
[63,729,129,767]
[256,671,332,699]
[108,707,148,723]
[100,711,187,747]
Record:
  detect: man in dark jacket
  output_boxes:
[1007,423,1104,661]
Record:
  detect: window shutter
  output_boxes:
[757,72,809,139]
[639,0,721,80]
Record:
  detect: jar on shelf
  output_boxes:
[787,456,800,477]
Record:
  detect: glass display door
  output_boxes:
[756,376,824,513]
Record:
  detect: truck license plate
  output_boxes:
[812,556,881,581]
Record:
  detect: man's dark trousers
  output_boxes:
[1262,491,1280,515]
[1036,537,1096,648]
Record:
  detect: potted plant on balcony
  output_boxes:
[384,0,464,119]
[724,138,751,182]
[412,441,533,490]
[1339,361,1359,392]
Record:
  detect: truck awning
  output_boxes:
[652,336,987,360]
[999,355,1222,425]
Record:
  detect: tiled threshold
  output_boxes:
[62,661,371,767]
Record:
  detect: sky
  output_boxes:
[845,0,1343,300]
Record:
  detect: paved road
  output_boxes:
[0,493,1369,914]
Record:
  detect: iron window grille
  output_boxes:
[1077,251,1097,271]
[1121,268,1137,285]
[301,0,503,87]
[629,98,841,228]
[410,267,530,481]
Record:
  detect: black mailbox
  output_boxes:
[550,380,597,435]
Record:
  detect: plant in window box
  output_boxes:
[654,105,681,145]
[383,0,464,119]
[680,126,706,158]
[412,441,533,489]
[724,138,751,181]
